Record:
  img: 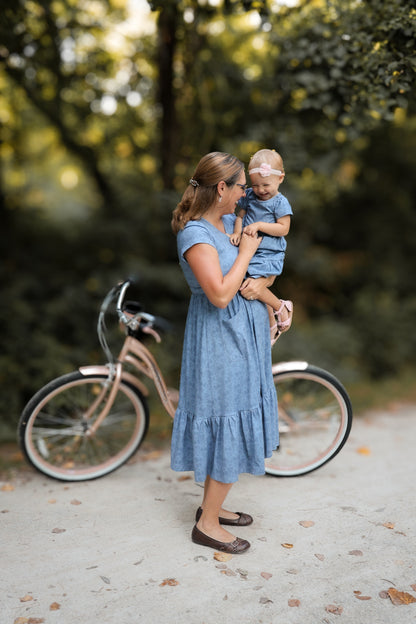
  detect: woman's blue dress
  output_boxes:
[171,214,279,483]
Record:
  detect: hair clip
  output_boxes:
[189,178,199,187]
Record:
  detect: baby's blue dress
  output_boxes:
[240,189,293,278]
[170,214,279,483]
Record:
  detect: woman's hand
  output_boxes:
[238,230,262,257]
[239,276,275,300]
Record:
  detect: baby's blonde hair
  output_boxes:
[249,148,284,173]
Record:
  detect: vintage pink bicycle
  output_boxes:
[19,279,353,481]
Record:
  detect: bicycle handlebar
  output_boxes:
[97,279,171,363]
[116,280,132,315]
[115,279,171,336]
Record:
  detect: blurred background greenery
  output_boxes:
[1,0,416,448]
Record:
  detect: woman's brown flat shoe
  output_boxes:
[195,506,253,526]
[191,525,250,553]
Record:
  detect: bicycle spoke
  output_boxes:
[20,373,148,480]
[266,366,352,477]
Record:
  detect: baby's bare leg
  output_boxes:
[256,287,289,323]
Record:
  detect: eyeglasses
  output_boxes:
[236,183,247,191]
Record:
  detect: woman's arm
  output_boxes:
[185,233,261,308]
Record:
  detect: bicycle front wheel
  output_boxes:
[265,363,353,477]
[19,371,149,481]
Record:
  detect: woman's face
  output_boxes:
[221,172,247,213]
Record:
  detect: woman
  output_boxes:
[171,152,279,554]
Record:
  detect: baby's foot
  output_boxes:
[274,300,293,333]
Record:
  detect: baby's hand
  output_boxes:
[230,233,241,246]
[243,223,259,237]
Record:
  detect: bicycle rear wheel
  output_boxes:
[19,371,149,481]
[265,363,352,477]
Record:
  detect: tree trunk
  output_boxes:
[157,3,178,189]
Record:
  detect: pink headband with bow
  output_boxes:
[249,162,283,177]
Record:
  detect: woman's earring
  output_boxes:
[218,196,222,203]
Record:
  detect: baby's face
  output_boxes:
[249,171,284,201]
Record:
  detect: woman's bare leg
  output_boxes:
[197,476,236,542]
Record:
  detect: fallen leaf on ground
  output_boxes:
[387,588,416,605]
[70,499,81,505]
[259,596,273,604]
[281,543,293,549]
[383,522,395,529]
[100,576,110,584]
[349,550,363,556]
[315,553,325,561]
[357,446,371,455]
[299,520,315,528]
[411,584,416,592]
[354,592,371,600]
[325,604,343,615]
[379,590,390,599]
[1,483,14,491]
[288,599,300,607]
[159,578,179,586]
[49,602,60,611]
[51,528,66,533]
[20,595,33,603]
[221,569,236,576]
[141,450,162,461]
[14,618,29,624]
[28,619,45,623]
[48,499,57,504]
[177,475,191,481]
[261,572,272,580]
[214,552,232,562]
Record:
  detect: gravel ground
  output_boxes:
[1,404,416,624]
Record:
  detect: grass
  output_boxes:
[347,366,416,414]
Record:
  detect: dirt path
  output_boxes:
[1,404,416,624]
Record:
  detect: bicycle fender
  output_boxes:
[78,365,149,397]
[272,361,309,374]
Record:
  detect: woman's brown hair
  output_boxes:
[171,152,244,235]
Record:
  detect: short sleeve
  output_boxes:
[274,194,293,219]
[177,221,216,260]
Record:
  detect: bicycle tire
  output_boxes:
[19,371,149,481]
[265,363,353,477]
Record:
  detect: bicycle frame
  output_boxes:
[19,279,352,481]
[79,334,177,436]
[79,324,312,440]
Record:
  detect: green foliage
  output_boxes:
[0,190,186,440]
[1,0,159,211]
